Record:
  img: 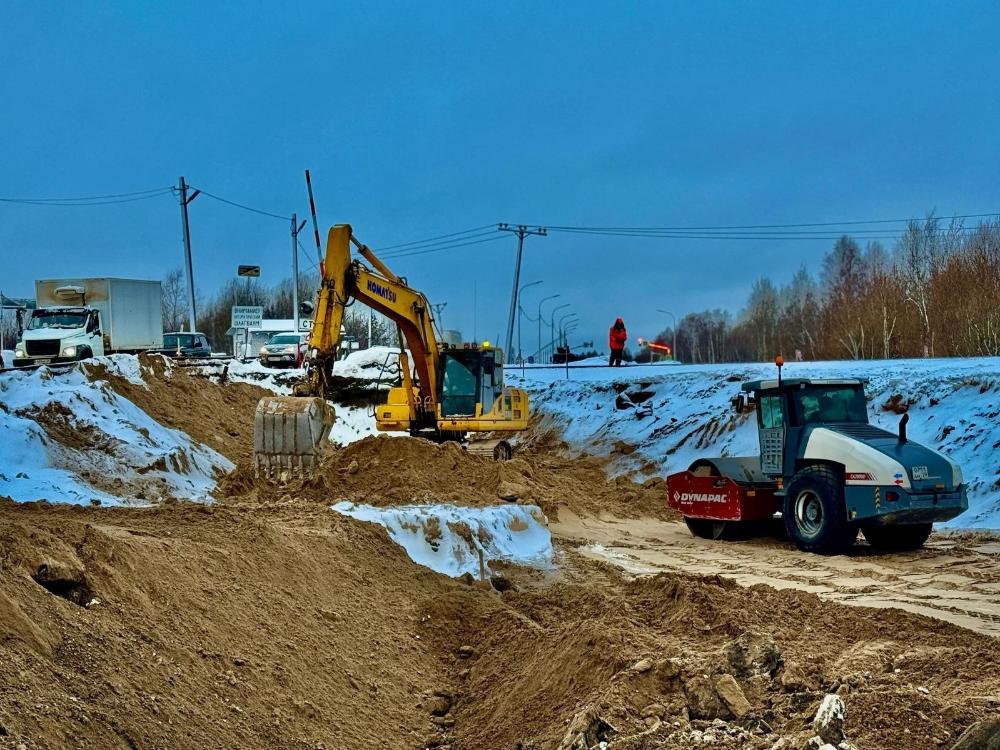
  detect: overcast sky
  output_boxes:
[2,2,999,353]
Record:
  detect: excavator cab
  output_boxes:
[439,347,502,417]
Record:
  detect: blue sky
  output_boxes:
[2,1,999,353]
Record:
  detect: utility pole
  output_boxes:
[499,223,546,359]
[291,213,307,334]
[177,177,201,333]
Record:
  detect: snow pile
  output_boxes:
[330,501,553,577]
[510,357,1000,528]
[0,364,233,506]
[1,350,14,369]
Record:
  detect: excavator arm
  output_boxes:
[302,224,440,417]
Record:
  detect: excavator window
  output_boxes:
[441,351,479,416]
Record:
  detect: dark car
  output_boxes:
[153,332,212,359]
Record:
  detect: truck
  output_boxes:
[13,278,163,367]
[667,359,967,554]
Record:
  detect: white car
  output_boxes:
[259,332,308,368]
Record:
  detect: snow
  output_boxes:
[0,363,232,506]
[1,350,14,368]
[330,501,553,577]
[509,357,1000,529]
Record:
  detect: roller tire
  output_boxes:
[783,465,856,555]
[684,517,744,541]
[862,523,932,552]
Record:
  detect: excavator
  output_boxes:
[253,224,530,475]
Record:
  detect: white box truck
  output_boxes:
[13,278,163,367]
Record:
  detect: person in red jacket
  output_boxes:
[608,317,627,366]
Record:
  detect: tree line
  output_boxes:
[651,216,1000,363]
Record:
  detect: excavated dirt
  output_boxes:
[0,500,998,750]
[219,428,673,521]
[89,355,269,463]
[3,366,1000,748]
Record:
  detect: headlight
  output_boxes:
[259,346,267,356]
[61,345,77,357]
[284,346,296,353]
[15,347,26,358]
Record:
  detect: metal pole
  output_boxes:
[537,294,559,362]
[292,213,300,336]
[504,229,525,358]
[178,176,198,333]
[305,169,324,271]
[499,224,546,358]
[549,303,569,362]
[516,280,542,364]
[658,309,677,361]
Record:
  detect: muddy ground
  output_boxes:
[1,364,998,749]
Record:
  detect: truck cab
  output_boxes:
[14,306,105,366]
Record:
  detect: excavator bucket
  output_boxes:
[253,396,335,476]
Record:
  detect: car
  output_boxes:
[259,332,308,368]
[153,332,213,359]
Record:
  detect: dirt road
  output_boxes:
[554,511,1000,637]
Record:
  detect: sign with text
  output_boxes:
[237,265,261,277]
[231,306,264,329]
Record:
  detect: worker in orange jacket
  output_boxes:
[608,317,627,367]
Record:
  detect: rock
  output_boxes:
[640,703,666,719]
[657,658,683,681]
[950,717,1000,750]
[812,695,846,746]
[344,459,359,475]
[630,658,653,674]
[779,662,818,692]
[456,645,475,659]
[426,695,451,717]
[684,675,728,720]
[556,708,617,750]
[714,674,753,718]
[496,482,524,502]
[726,631,783,679]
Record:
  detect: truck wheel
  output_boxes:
[862,523,932,552]
[783,465,855,554]
[77,347,93,362]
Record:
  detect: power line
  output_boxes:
[0,188,174,206]
[545,211,1000,233]
[380,234,509,260]
[192,188,292,221]
[296,238,320,273]
[374,224,495,252]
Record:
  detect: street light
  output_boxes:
[657,309,678,363]
[563,322,580,348]
[517,280,543,363]
[548,303,570,363]
[557,312,578,350]
[537,294,560,361]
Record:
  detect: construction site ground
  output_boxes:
[1,362,998,749]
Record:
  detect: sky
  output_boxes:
[2,1,999,356]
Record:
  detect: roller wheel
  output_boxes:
[862,523,932,551]
[684,517,742,541]
[783,465,855,554]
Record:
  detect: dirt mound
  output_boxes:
[447,559,1000,750]
[220,431,675,521]
[90,355,269,463]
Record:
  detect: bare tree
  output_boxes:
[161,268,186,332]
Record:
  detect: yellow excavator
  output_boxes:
[253,224,530,474]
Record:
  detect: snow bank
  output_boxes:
[510,358,1000,529]
[330,501,553,577]
[1,350,14,369]
[0,363,232,506]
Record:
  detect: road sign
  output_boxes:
[237,265,261,277]
[231,306,264,329]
